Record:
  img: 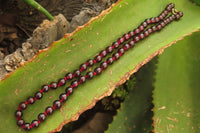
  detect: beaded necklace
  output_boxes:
[15,3,183,131]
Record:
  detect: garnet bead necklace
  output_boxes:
[15,3,183,131]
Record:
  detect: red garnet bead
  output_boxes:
[100,62,108,69]
[58,78,66,86]
[27,97,35,104]
[113,53,120,60]
[123,43,130,51]
[59,93,67,102]
[31,120,39,128]
[100,50,107,57]
[45,106,53,115]
[86,71,93,79]
[87,59,94,66]
[66,73,73,80]
[50,82,58,89]
[106,46,113,53]
[38,113,46,121]
[23,123,31,131]
[71,80,79,88]
[15,110,23,118]
[118,48,125,55]
[65,87,73,94]
[106,57,113,65]
[112,42,119,49]
[80,63,87,71]
[35,91,43,99]
[79,76,86,83]
[17,119,25,126]
[53,100,61,109]
[134,36,140,42]
[19,102,27,110]
[129,40,135,48]
[95,55,102,62]
[42,85,49,92]
[73,70,81,77]
[94,67,102,75]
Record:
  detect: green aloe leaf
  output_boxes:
[106,57,157,133]
[153,31,200,132]
[0,0,200,132]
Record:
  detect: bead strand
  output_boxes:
[15,4,183,131]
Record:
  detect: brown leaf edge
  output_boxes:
[0,0,199,132]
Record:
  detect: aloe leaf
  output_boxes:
[153,31,200,132]
[106,58,157,133]
[0,0,200,132]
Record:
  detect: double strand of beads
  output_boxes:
[15,3,183,131]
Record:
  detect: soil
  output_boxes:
[0,0,120,132]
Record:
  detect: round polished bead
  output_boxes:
[160,22,165,27]
[24,123,31,131]
[50,82,57,89]
[144,31,149,37]
[155,17,159,22]
[156,25,162,30]
[59,93,67,102]
[73,70,81,77]
[106,46,113,53]
[65,87,73,94]
[31,120,39,128]
[87,59,94,66]
[53,100,61,109]
[100,50,107,57]
[113,53,120,60]
[140,33,144,39]
[119,37,125,43]
[123,43,130,51]
[159,14,164,20]
[124,33,130,40]
[107,57,114,65]
[129,41,135,47]
[112,42,119,49]
[66,73,73,80]
[35,91,43,99]
[42,85,49,92]
[166,18,170,23]
[17,119,25,126]
[86,71,93,79]
[134,28,140,34]
[15,110,23,118]
[134,36,140,42]
[147,28,153,34]
[100,62,108,69]
[152,26,157,31]
[19,102,27,110]
[151,18,156,23]
[118,48,125,55]
[94,67,102,75]
[139,25,144,31]
[71,80,78,88]
[79,76,86,83]
[58,78,66,86]
[94,55,102,63]
[45,106,53,115]
[80,63,87,71]
[146,18,151,24]
[164,10,168,15]
[129,31,134,36]
[142,22,147,27]
[38,113,46,121]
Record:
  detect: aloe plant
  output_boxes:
[0,0,200,132]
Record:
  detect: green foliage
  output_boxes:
[153,31,200,132]
[0,0,200,132]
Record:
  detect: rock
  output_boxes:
[30,14,70,49]
[4,48,24,72]
[0,65,7,80]
[21,41,37,61]
[0,51,5,60]
[69,9,99,32]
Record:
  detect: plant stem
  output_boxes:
[23,0,54,20]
